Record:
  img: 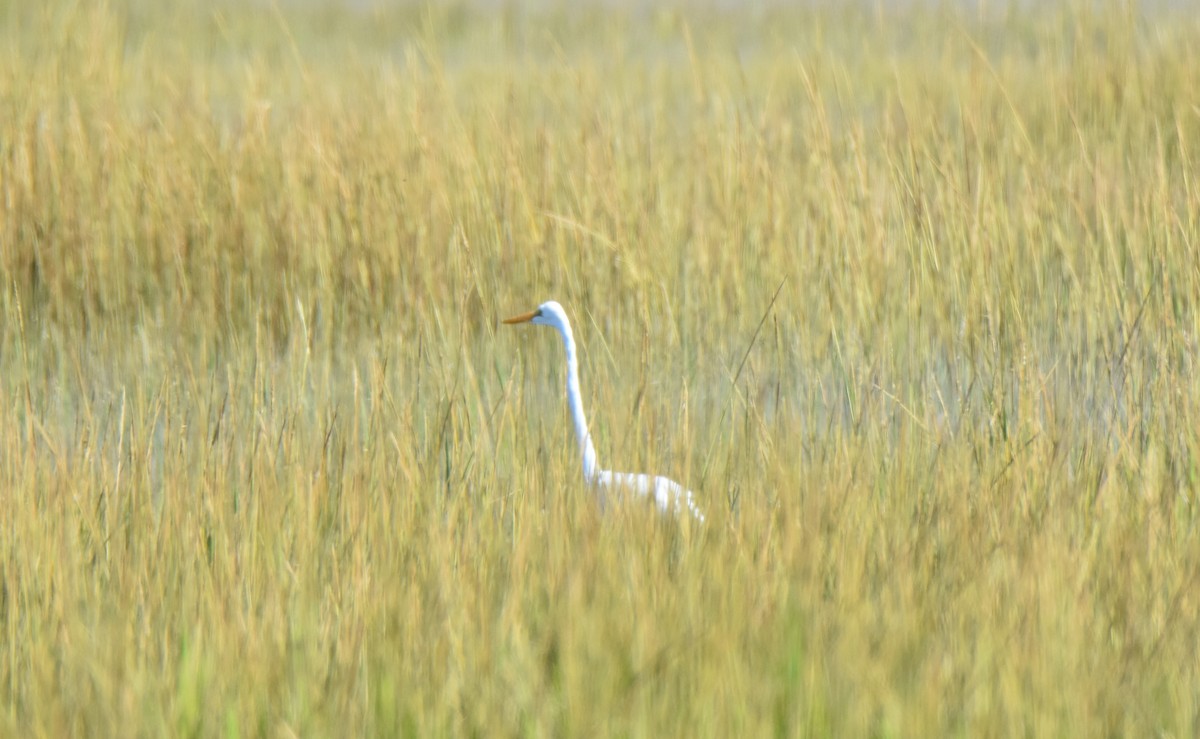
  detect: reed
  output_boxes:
[1,1,1198,735]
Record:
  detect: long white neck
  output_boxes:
[556,320,600,483]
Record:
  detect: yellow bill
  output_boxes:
[502,308,541,324]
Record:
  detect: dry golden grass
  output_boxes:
[2,0,1200,735]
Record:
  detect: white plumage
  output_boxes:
[504,301,705,523]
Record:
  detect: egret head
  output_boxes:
[502,301,570,331]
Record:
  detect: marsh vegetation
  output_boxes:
[1,1,1199,735]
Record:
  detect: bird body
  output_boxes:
[504,301,705,523]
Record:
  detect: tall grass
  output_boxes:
[1,0,1199,735]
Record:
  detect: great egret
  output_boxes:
[503,301,705,523]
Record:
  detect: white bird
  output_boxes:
[503,300,705,523]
